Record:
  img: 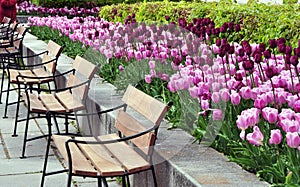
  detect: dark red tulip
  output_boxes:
[263,49,272,59]
[290,55,299,66]
[269,39,277,49]
[242,60,254,71]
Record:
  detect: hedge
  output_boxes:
[99,1,300,48]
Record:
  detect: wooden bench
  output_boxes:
[18,55,98,158]
[41,85,172,187]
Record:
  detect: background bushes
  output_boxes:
[99,1,300,47]
[33,0,192,8]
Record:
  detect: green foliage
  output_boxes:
[29,26,86,59]
[99,1,194,24]
[100,1,300,47]
[33,0,191,8]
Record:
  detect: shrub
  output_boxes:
[99,1,300,47]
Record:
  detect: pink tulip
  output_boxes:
[145,75,152,83]
[189,86,201,99]
[239,86,252,99]
[269,129,282,145]
[201,100,210,111]
[286,132,300,148]
[212,109,223,121]
[230,90,241,105]
[281,119,300,133]
[240,130,246,140]
[219,88,230,102]
[262,107,278,124]
[119,65,124,71]
[211,92,221,103]
[149,60,156,69]
[246,126,264,146]
[236,114,249,130]
[294,100,300,113]
[254,96,268,109]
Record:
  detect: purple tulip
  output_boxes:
[235,24,241,32]
[285,45,292,55]
[290,55,299,66]
[165,15,170,21]
[242,60,254,71]
[269,39,277,49]
[258,43,266,52]
[278,43,286,53]
[263,49,272,59]
[269,129,282,145]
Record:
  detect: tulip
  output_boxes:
[145,75,152,83]
[246,126,264,146]
[286,132,300,148]
[269,129,282,145]
[230,90,241,105]
[262,107,278,124]
[212,109,223,121]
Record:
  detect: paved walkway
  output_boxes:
[0,63,120,186]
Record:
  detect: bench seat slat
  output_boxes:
[76,137,125,177]
[55,91,85,112]
[52,135,98,176]
[22,93,47,112]
[39,94,66,112]
[98,134,151,174]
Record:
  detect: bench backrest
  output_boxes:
[43,40,64,74]
[67,55,98,101]
[116,85,170,156]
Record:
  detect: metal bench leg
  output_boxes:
[20,111,30,158]
[67,171,72,187]
[126,175,131,187]
[151,166,158,187]
[102,178,108,187]
[12,84,22,137]
[41,131,52,187]
[122,176,127,187]
[3,78,10,118]
[0,64,5,104]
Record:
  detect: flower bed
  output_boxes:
[26,1,300,186]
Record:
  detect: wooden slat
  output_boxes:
[76,137,125,177]
[122,85,168,125]
[98,134,151,174]
[22,93,47,112]
[41,54,56,74]
[38,94,66,112]
[46,40,63,58]
[55,91,85,112]
[72,56,97,79]
[66,74,87,100]
[115,110,155,155]
[52,135,98,176]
